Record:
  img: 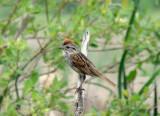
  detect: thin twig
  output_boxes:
[15,50,20,101]
[14,15,30,40]
[89,47,124,52]
[53,1,67,19]
[44,0,49,22]
[1,0,20,34]
[0,0,11,7]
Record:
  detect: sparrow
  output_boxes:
[59,39,116,92]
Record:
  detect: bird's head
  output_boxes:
[59,39,78,53]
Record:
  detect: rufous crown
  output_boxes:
[63,39,75,45]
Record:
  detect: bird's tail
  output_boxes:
[96,72,117,87]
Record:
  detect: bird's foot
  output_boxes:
[75,87,85,93]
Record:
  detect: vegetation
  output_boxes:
[0,0,160,115]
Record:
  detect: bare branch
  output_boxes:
[74,30,90,116]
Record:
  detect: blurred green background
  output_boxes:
[0,0,160,116]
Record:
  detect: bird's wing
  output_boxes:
[71,52,117,87]
[70,52,96,76]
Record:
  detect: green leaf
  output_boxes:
[100,6,107,14]
[122,90,129,98]
[105,0,111,5]
[23,72,39,94]
[131,91,150,116]
[154,83,158,116]
[5,48,14,57]
[118,51,128,99]
[23,79,33,94]
[126,69,137,83]
[32,6,41,14]
[122,0,128,8]
[16,69,24,75]
[17,100,28,106]
[31,90,43,101]
[0,78,8,88]
[43,56,50,62]
[154,31,160,41]
[7,104,17,115]
[30,72,39,85]
[142,87,149,96]
[53,77,58,85]
[139,69,160,95]
[90,43,98,48]
[130,94,140,103]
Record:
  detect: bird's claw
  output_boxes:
[75,87,85,93]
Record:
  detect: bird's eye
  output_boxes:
[66,46,69,49]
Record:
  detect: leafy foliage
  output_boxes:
[0,0,160,115]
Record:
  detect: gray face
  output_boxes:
[63,44,79,53]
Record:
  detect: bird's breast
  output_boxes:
[63,51,83,74]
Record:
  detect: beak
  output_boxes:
[58,46,64,49]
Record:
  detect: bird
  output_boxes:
[59,39,116,92]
